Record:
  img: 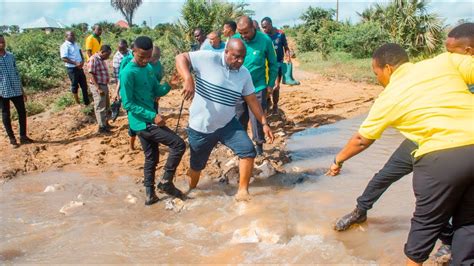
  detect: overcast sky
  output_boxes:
[1,0,472,29]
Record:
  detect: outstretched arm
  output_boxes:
[326,133,375,176]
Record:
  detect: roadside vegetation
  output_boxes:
[0,0,469,116]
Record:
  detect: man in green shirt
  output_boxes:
[234,16,278,156]
[120,36,185,206]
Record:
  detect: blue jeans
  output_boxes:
[187,118,256,171]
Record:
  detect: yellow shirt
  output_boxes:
[359,52,474,158]
[85,34,102,61]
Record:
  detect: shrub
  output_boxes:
[337,22,390,58]
[53,94,75,112]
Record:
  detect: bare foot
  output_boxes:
[235,189,251,202]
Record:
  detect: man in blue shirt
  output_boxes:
[200,31,226,52]
[0,35,33,148]
[60,31,90,105]
[261,17,290,115]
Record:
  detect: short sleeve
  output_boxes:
[60,43,68,58]
[88,57,96,74]
[358,95,398,140]
[189,50,219,73]
[242,69,255,96]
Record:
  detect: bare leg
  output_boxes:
[188,168,201,190]
[235,157,254,201]
[130,135,136,150]
[406,258,422,266]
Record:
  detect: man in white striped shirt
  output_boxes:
[175,38,274,201]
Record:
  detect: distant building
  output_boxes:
[115,20,130,29]
[23,17,65,34]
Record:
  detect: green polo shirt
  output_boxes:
[233,31,278,92]
[120,61,171,131]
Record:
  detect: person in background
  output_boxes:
[222,21,237,41]
[252,20,261,31]
[191,28,206,51]
[120,36,186,205]
[234,16,277,156]
[60,31,90,105]
[200,31,226,52]
[261,17,291,115]
[112,39,130,84]
[88,45,112,134]
[0,34,33,148]
[85,24,102,61]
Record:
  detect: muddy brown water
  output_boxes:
[1,116,426,264]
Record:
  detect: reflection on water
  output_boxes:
[1,116,415,264]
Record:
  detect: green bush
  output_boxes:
[26,101,46,116]
[336,22,390,58]
[8,30,65,91]
[53,94,75,112]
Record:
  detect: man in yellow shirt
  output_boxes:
[327,43,473,265]
[85,24,102,61]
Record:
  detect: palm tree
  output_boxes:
[358,0,444,56]
[110,0,143,27]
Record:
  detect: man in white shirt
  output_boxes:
[60,31,89,105]
[175,38,274,201]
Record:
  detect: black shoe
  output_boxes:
[255,144,264,156]
[9,137,19,148]
[157,182,186,200]
[98,126,111,134]
[145,187,160,206]
[334,207,367,231]
[432,244,451,264]
[20,136,34,144]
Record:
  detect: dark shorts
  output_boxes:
[187,118,256,171]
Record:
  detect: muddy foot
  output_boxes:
[235,189,251,202]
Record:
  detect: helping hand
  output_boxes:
[325,163,342,176]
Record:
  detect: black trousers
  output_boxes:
[66,67,90,105]
[0,95,27,139]
[235,89,267,145]
[136,125,186,188]
[404,145,474,263]
[357,139,453,245]
[357,139,416,211]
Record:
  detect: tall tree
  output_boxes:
[110,0,143,27]
[358,0,444,56]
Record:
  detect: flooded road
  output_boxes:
[0,117,420,264]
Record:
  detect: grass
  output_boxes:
[298,51,376,84]
[53,94,75,112]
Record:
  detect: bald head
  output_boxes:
[224,38,247,70]
[237,16,256,42]
[65,31,76,43]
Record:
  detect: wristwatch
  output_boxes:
[333,157,344,167]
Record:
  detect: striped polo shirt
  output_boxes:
[189,50,255,133]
